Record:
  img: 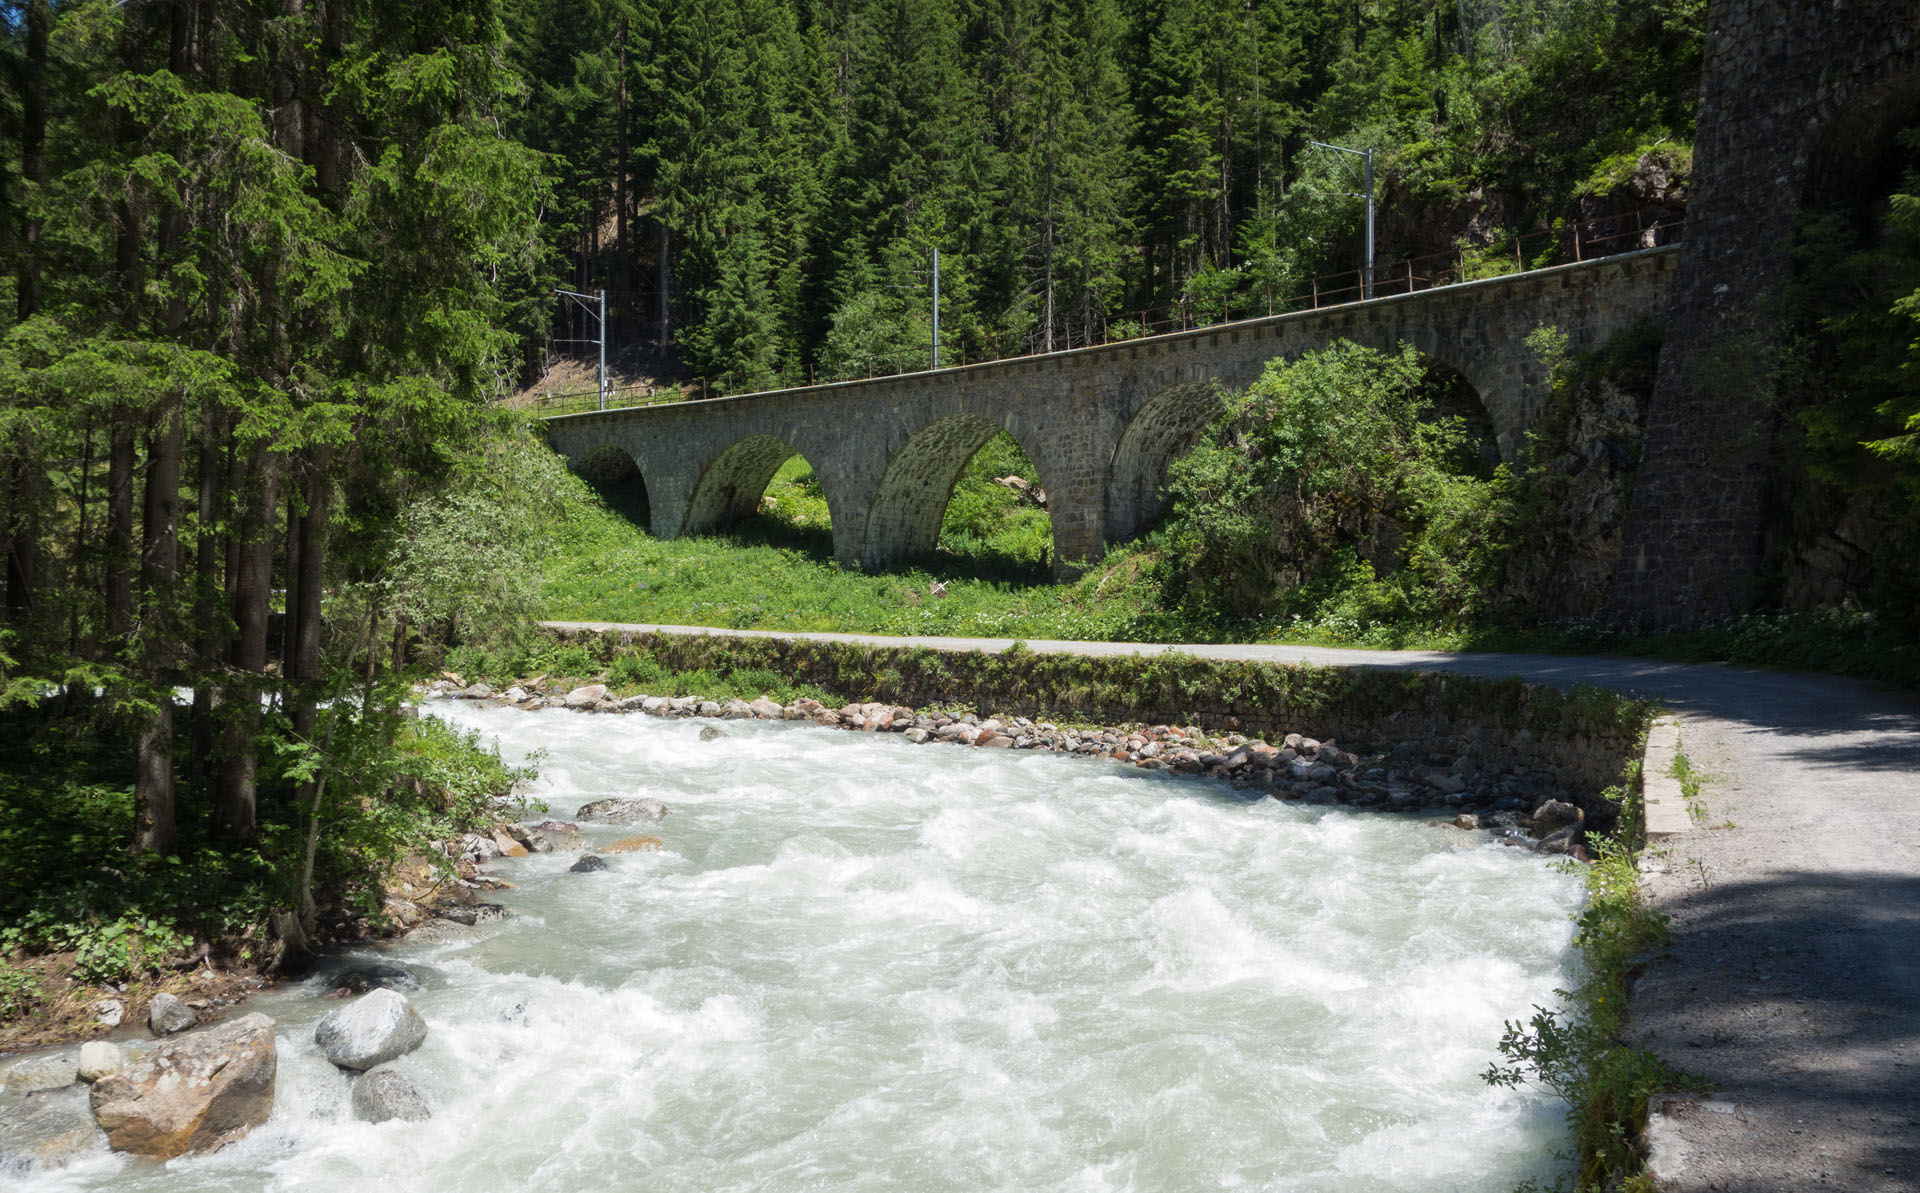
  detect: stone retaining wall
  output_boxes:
[546,627,1654,827]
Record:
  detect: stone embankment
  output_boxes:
[424,677,1595,854]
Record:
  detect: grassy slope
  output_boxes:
[537,443,1920,689]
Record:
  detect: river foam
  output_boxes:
[17,702,1583,1192]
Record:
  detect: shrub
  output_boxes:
[1158,340,1508,621]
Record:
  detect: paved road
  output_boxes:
[552,621,1920,1191]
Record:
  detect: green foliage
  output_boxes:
[0,699,520,983]
[388,422,583,657]
[1782,126,1920,634]
[1157,341,1508,622]
[1484,764,1701,1189]
[0,964,40,1024]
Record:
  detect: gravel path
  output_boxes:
[551,622,1920,1190]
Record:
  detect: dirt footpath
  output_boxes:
[552,622,1920,1191]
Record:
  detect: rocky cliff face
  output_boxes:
[1500,333,1661,619]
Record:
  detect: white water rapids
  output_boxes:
[26,702,1584,1192]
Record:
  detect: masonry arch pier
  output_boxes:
[544,247,1679,580]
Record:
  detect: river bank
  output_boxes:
[425,675,1605,856]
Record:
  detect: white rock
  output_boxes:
[76,1042,123,1084]
[563,684,608,708]
[92,1000,125,1028]
[313,989,428,1072]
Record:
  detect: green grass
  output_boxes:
[536,438,1919,691]
[1484,754,1705,1191]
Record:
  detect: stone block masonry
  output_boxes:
[546,248,1678,581]
[1610,0,1920,630]
[544,626,1656,832]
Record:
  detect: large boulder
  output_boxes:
[313,989,428,1072]
[0,1084,105,1170]
[575,797,668,824]
[350,1068,430,1124]
[88,1013,277,1160]
[3,1054,77,1096]
[147,992,197,1036]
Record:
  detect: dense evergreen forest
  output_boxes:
[509,0,1702,387]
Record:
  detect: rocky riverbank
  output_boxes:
[422,677,1594,856]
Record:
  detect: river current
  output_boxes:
[27,702,1583,1192]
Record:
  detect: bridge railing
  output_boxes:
[517,205,1682,419]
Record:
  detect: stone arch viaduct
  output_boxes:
[545,247,1679,578]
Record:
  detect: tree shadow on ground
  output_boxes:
[1631,868,1920,1183]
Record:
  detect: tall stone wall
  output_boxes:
[1610,0,1920,630]
[546,248,1676,579]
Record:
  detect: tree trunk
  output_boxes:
[105,419,136,643]
[132,404,184,854]
[188,410,224,779]
[656,221,671,354]
[615,15,631,342]
[286,450,328,754]
[216,449,280,840]
[15,0,48,323]
[131,0,198,855]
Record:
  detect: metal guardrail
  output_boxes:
[520,207,1682,419]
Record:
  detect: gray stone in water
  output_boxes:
[350,1068,430,1124]
[0,1083,104,1171]
[576,797,668,824]
[1531,799,1585,839]
[696,701,723,717]
[313,989,428,1072]
[324,965,421,995]
[404,919,481,945]
[699,725,727,741]
[1306,786,1342,805]
[76,1042,123,1084]
[3,1055,78,1097]
[459,682,493,700]
[569,854,607,873]
[147,993,197,1037]
[563,684,607,708]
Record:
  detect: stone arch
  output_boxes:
[1105,381,1223,542]
[683,434,810,535]
[572,444,652,529]
[862,413,1054,571]
[1803,59,1920,219]
[1417,356,1502,476]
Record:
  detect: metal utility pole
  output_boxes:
[931,247,940,369]
[1308,140,1375,299]
[555,287,608,409]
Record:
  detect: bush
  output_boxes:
[1157,340,1508,622]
